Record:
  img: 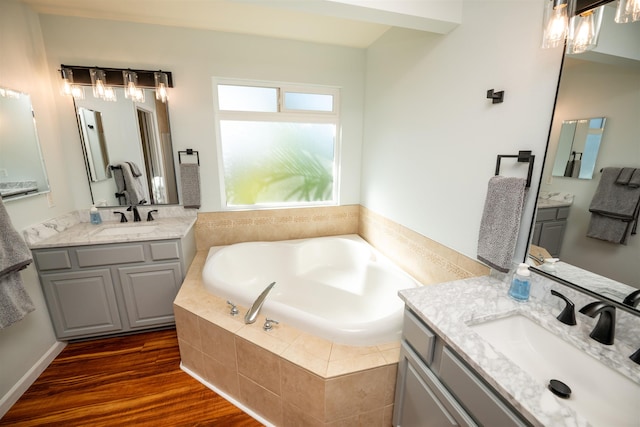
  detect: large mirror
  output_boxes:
[531,5,640,313]
[551,117,606,180]
[74,87,178,206]
[0,88,50,201]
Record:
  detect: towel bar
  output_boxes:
[178,149,199,165]
[495,150,535,188]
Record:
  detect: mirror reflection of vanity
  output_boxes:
[0,87,50,201]
[530,6,640,314]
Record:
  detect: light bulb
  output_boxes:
[542,0,573,49]
[154,72,169,103]
[566,6,603,54]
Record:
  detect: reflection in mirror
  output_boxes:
[531,54,640,312]
[0,87,50,201]
[551,117,606,179]
[74,87,178,206]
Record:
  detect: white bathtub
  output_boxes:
[202,235,418,346]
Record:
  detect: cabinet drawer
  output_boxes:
[150,241,180,261]
[77,244,145,267]
[440,348,527,427]
[402,309,436,365]
[556,207,570,219]
[34,250,72,271]
[536,208,557,222]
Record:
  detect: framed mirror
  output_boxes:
[73,87,178,206]
[530,6,640,314]
[551,117,606,180]
[0,87,50,201]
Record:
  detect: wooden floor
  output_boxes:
[1,329,263,427]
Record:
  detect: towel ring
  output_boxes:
[178,149,199,165]
[495,150,535,188]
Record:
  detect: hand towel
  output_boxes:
[477,176,527,273]
[616,167,635,185]
[0,196,35,328]
[571,159,581,178]
[587,167,640,244]
[180,163,201,209]
[628,169,640,188]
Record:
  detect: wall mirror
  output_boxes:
[530,7,640,315]
[0,87,50,201]
[551,117,606,180]
[74,86,178,206]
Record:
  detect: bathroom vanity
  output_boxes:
[395,275,640,427]
[531,205,570,258]
[27,215,196,340]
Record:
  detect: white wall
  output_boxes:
[361,0,563,263]
[0,0,68,415]
[542,59,640,287]
[38,15,367,212]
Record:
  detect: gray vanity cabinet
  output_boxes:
[394,308,530,427]
[532,206,570,257]
[33,239,188,340]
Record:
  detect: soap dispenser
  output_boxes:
[509,263,531,302]
[90,205,102,225]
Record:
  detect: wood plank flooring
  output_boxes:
[1,328,263,426]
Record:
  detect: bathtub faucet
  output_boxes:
[244,282,276,324]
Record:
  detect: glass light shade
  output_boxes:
[60,68,74,96]
[123,70,139,100]
[615,0,640,22]
[566,7,604,54]
[90,69,107,99]
[154,72,169,103]
[541,0,575,48]
[103,86,117,102]
[133,88,145,103]
[70,85,85,100]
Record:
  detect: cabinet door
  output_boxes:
[394,344,475,427]
[118,262,182,328]
[538,220,566,257]
[40,269,122,339]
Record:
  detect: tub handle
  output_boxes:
[226,301,239,316]
[263,318,279,331]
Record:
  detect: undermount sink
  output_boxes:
[93,225,158,237]
[469,315,640,427]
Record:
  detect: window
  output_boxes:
[213,80,340,208]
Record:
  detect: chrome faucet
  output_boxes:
[579,301,616,345]
[127,205,142,222]
[244,282,276,324]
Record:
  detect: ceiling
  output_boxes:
[20,0,395,48]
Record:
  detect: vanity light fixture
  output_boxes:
[615,0,640,22]
[59,67,85,99]
[566,6,604,54]
[90,68,107,99]
[154,71,169,103]
[542,0,638,53]
[123,70,139,100]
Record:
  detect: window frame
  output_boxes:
[212,78,342,210]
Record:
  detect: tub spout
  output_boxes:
[244,282,276,324]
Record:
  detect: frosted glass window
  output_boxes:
[284,92,334,112]
[220,120,335,206]
[218,85,278,112]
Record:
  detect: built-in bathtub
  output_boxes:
[174,234,420,426]
[202,235,418,346]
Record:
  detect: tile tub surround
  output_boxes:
[174,251,398,426]
[400,276,640,427]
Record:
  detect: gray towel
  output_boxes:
[0,196,35,328]
[119,162,146,205]
[587,167,640,244]
[477,176,527,273]
[628,169,640,188]
[180,163,201,209]
[571,159,581,178]
[616,167,635,185]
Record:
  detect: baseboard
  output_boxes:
[180,362,274,427]
[0,341,66,418]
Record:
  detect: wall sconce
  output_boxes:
[154,72,169,103]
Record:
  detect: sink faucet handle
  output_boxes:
[550,290,577,326]
[579,301,616,345]
[226,301,239,316]
[146,209,159,222]
[114,211,128,222]
[263,318,279,331]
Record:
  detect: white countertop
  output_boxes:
[26,216,196,249]
[399,276,640,427]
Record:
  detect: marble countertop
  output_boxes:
[26,216,196,249]
[399,276,640,427]
[537,199,573,208]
